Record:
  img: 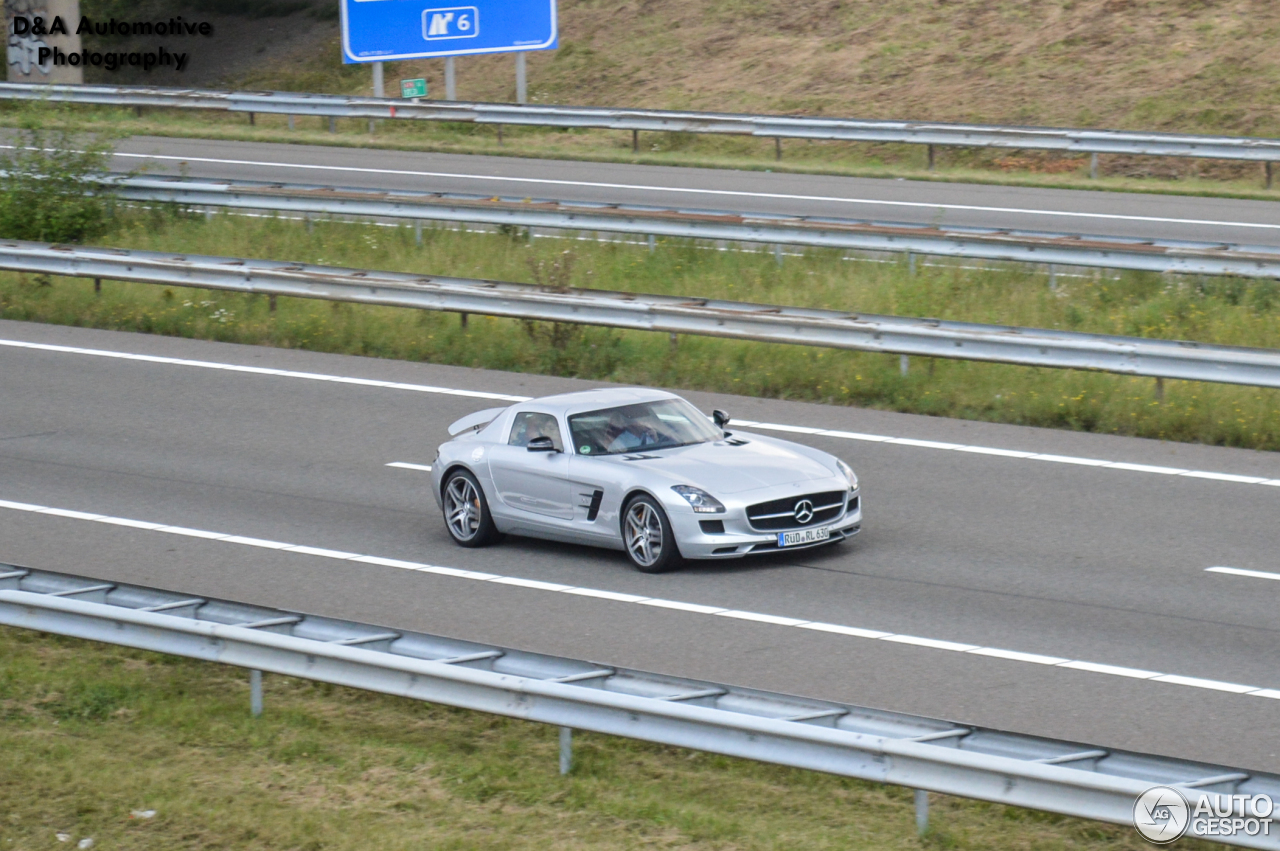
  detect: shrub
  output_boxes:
[0,112,117,243]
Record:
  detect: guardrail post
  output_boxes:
[497,124,503,146]
[287,115,294,131]
[1155,376,1164,402]
[445,57,457,101]
[248,112,255,126]
[250,669,263,717]
[632,129,639,153]
[775,137,782,161]
[1048,264,1057,289]
[460,312,468,329]
[93,277,101,295]
[269,294,277,313]
[1267,162,1274,190]
[414,221,423,246]
[328,117,336,134]
[907,251,916,276]
[774,244,783,266]
[900,354,910,377]
[559,726,572,774]
[914,789,929,835]
[1090,153,1099,179]
[647,234,655,252]
[516,53,527,104]
[927,144,936,171]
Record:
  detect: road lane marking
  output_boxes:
[1206,566,1280,582]
[2,495,1278,701]
[387,462,433,472]
[106,150,1280,232]
[733,419,1280,487]
[7,337,1280,488]
[0,338,528,402]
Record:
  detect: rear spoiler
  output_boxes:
[447,406,508,436]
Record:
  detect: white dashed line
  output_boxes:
[1206,566,1280,582]
[2,495,1277,702]
[5,337,1279,488]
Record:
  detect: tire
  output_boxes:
[442,469,500,548]
[622,494,683,573]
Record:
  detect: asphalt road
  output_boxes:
[3,317,1279,771]
[109,136,1280,247]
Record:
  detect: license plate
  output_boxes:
[778,526,830,547]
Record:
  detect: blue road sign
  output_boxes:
[341,0,557,63]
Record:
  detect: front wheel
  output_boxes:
[442,469,500,547]
[622,495,683,573]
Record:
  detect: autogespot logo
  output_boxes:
[1133,786,1274,843]
[1134,787,1190,843]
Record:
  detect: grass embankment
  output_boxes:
[14,0,1280,200]
[0,625,1217,850]
[3,209,1279,451]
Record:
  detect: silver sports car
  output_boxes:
[431,387,862,572]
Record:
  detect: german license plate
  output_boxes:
[778,526,830,547]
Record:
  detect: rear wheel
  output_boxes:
[622,495,682,573]
[442,469,500,547]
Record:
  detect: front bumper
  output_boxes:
[670,491,862,560]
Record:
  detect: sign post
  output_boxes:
[340,0,556,102]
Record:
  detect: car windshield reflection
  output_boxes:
[569,399,722,456]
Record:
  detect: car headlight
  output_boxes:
[836,459,858,491]
[672,485,726,514]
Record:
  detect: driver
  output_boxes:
[604,409,658,453]
[528,415,561,450]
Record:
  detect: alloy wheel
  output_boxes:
[625,501,664,567]
[445,475,482,541]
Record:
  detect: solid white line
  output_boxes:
[734,419,1280,488]
[387,462,433,472]
[0,339,530,403]
[1,495,1275,701]
[1206,566,1280,582]
[109,150,1280,232]
[6,337,1279,489]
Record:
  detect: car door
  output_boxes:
[486,411,573,521]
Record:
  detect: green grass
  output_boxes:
[0,624,1226,850]
[3,207,1280,452]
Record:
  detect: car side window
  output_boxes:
[508,412,564,452]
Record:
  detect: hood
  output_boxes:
[606,435,837,494]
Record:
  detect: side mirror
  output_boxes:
[527,435,558,452]
[712,409,730,428]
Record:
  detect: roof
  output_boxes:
[519,387,679,414]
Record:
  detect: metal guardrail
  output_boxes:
[2,81,1280,166]
[110,174,1280,279]
[2,239,1279,388]
[2,564,1277,847]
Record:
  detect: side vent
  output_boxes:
[586,490,604,521]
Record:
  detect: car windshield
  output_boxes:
[568,398,722,456]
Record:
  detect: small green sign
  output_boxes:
[400,78,427,98]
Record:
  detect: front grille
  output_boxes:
[746,490,846,531]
